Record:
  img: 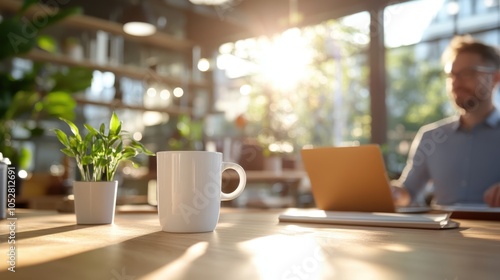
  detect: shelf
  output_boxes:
[23,49,210,88]
[0,0,195,52]
[1,0,210,116]
[74,98,191,116]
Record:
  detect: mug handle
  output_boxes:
[220,162,247,201]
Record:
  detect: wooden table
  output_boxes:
[1,208,500,280]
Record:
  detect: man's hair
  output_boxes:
[441,35,500,69]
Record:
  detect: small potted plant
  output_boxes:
[53,112,153,224]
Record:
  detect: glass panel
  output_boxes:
[214,13,371,154]
[385,0,500,176]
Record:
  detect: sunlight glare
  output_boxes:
[238,235,330,280]
[143,242,209,279]
[260,28,311,90]
[219,42,234,54]
[379,244,413,253]
[240,84,252,95]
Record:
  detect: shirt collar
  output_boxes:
[451,116,461,130]
[452,107,500,130]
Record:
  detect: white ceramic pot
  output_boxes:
[73,181,118,224]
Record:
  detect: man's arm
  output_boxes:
[392,128,431,206]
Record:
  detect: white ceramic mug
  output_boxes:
[156,151,246,233]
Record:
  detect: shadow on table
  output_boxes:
[0,215,277,280]
[3,211,497,280]
[0,224,81,240]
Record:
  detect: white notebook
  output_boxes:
[433,203,500,212]
[279,209,460,229]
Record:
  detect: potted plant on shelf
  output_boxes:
[53,112,153,224]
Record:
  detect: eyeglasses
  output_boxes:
[444,65,497,80]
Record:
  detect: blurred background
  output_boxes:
[1,0,499,210]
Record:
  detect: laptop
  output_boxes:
[300,144,428,213]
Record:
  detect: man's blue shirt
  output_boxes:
[400,108,500,205]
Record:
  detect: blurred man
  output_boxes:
[392,35,500,207]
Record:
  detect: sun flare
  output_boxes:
[259,28,312,90]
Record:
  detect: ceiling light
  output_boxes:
[122,1,156,36]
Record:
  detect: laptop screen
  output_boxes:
[301,145,396,213]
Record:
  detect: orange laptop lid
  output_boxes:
[301,144,396,213]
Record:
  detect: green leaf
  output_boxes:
[99,123,105,135]
[37,35,58,53]
[18,147,31,169]
[50,67,93,93]
[84,124,99,136]
[53,129,70,147]
[61,118,82,141]
[83,132,93,143]
[61,148,75,157]
[122,149,138,159]
[109,112,121,136]
[96,158,108,167]
[41,91,76,120]
[81,156,93,165]
[131,140,154,155]
[3,91,39,120]
[116,142,123,153]
[93,139,104,153]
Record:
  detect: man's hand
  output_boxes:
[390,183,411,207]
[484,183,500,207]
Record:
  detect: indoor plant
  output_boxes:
[54,112,153,224]
[0,0,87,195]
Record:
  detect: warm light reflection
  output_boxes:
[240,84,252,95]
[336,258,393,279]
[238,235,330,279]
[133,132,143,141]
[147,87,157,97]
[142,111,164,126]
[122,166,132,175]
[160,89,170,100]
[215,222,235,228]
[197,58,210,72]
[147,180,157,205]
[143,242,209,279]
[18,170,28,179]
[268,141,294,154]
[173,87,184,98]
[379,244,413,253]
[219,42,233,54]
